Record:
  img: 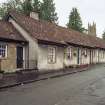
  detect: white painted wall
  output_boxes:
[92,49,98,63]
[81,48,90,65]
[64,47,91,67]
[38,44,64,70]
[8,17,105,71]
[9,18,39,69]
[90,49,105,64]
[99,50,105,63]
[64,46,78,66]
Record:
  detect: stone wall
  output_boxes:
[1,43,16,72]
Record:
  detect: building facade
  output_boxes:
[0,21,27,72]
[0,11,105,73]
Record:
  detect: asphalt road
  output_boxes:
[1,64,105,105]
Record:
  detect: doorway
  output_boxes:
[16,46,23,68]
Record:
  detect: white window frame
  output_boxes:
[66,47,72,60]
[47,46,56,64]
[84,49,87,56]
[0,43,7,59]
[102,50,104,58]
[93,50,95,57]
[101,50,103,58]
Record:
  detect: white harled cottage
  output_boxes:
[0,10,105,72]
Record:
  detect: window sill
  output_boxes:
[48,62,56,64]
[0,57,8,60]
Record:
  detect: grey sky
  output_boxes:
[54,0,105,37]
[0,0,105,37]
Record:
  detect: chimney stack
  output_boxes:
[30,12,39,20]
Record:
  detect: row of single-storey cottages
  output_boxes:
[0,11,105,73]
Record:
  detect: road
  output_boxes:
[1,64,105,105]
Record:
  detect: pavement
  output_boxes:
[0,66,89,89]
[0,64,105,105]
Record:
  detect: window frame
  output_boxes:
[66,47,72,60]
[102,50,104,58]
[84,49,87,56]
[47,46,56,64]
[0,43,7,59]
[93,50,96,57]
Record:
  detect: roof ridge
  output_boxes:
[9,10,101,39]
[8,10,105,48]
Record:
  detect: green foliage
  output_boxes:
[33,0,40,12]
[40,0,58,23]
[102,31,105,40]
[67,8,84,33]
[0,5,6,19]
[0,0,58,23]
[22,0,33,16]
[6,0,22,10]
[0,0,23,19]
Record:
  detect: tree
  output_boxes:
[33,0,40,12]
[102,31,105,40]
[40,0,58,23]
[22,0,33,16]
[0,4,7,18]
[67,8,84,33]
[6,0,22,10]
[0,0,22,19]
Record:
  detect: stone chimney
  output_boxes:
[30,12,39,20]
[88,22,97,37]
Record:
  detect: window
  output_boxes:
[104,51,105,58]
[66,47,72,59]
[93,50,95,57]
[84,49,87,56]
[48,47,56,63]
[96,50,99,57]
[81,49,86,55]
[81,49,87,57]
[101,51,103,58]
[102,51,104,58]
[0,44,7,58]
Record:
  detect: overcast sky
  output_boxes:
[0,0,105,37]
[54,0,105,37]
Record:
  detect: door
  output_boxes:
[17,46,23,68]
[77,48,82,65]
[77,48,80,64]
[90,50,93,64]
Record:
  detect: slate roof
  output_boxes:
[0,20,26,42]
[8,11,105,49]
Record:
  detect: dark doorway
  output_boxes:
[77,48,80,64]
[90,50,93,64]
[17,46,23,68]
